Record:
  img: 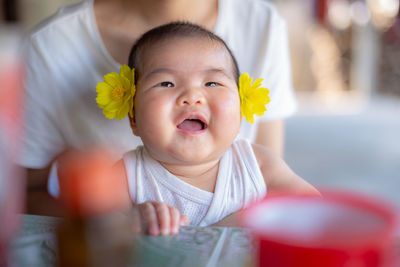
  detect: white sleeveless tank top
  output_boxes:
[123,139,267,226]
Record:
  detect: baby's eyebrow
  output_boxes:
[142,67,234,81]
[204,68,234,79]
[142,68,175,80]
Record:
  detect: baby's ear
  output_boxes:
[129,110,139,136]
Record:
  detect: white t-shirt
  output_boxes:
[19,0,296,169]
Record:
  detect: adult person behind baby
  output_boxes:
[20,0,296,215]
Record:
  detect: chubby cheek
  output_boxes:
[134,95,171,139]
[214,94,241,131]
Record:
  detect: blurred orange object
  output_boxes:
[57,148,132,267]
[57,148,128,217]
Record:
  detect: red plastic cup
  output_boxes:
[241,191,399,267]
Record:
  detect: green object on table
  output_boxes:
[10,215,254,267]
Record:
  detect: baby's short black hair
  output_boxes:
[128,21,240,83]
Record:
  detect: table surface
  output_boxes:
[10,214,400,267]
[10,214,254,267]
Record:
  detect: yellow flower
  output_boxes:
[96,65,136,120]
[239,73,270,124]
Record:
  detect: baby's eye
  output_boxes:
[205,82,219,87]
[158,81,174,87]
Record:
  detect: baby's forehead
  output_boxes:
[142,35,226,56]
[137,36,236,76]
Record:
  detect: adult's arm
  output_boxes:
[255,120,285,158]
[252,143,319,196]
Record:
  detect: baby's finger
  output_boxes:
[180,214,190,226]
[155,202,171,235]
[140,202,159,235]
[130,206,143,234]
[168,206,180,234]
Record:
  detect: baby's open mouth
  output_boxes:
[177,118,207,132]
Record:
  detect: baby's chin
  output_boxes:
[143,131,237,161]
[148,146,220,165]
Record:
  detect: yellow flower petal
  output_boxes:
[96,96,109,108]
[120,75,131,93]
[116,102,130,120]
[251,78,263,89]
[128,96,134,118]
[243,107,255,124]
[130,82,136,96]
[103,106,117,119]
[120,65,132,83]
[96,82,114,108]
[96,81,113,93]
[104,72,120,87]
[105,99,123,111]
[238,73,270,124]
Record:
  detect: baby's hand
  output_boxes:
[134,201,189,236]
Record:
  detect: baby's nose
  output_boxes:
[177,88,205,106]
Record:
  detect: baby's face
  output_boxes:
[131,37,241,165]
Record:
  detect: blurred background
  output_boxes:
[1,0,399,207]
[272,0,400,209]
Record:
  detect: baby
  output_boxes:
[96,22,318,236]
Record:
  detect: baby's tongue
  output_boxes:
[177,119,203,131]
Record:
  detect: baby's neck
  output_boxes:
[160,160,220,193]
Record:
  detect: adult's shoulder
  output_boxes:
[28,1,92,41]
[24,0,102,77]
[220,0,284,27]
[216,0,288,68]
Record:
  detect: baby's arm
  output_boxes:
[252,144,320,196]
[115,160,189,236]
